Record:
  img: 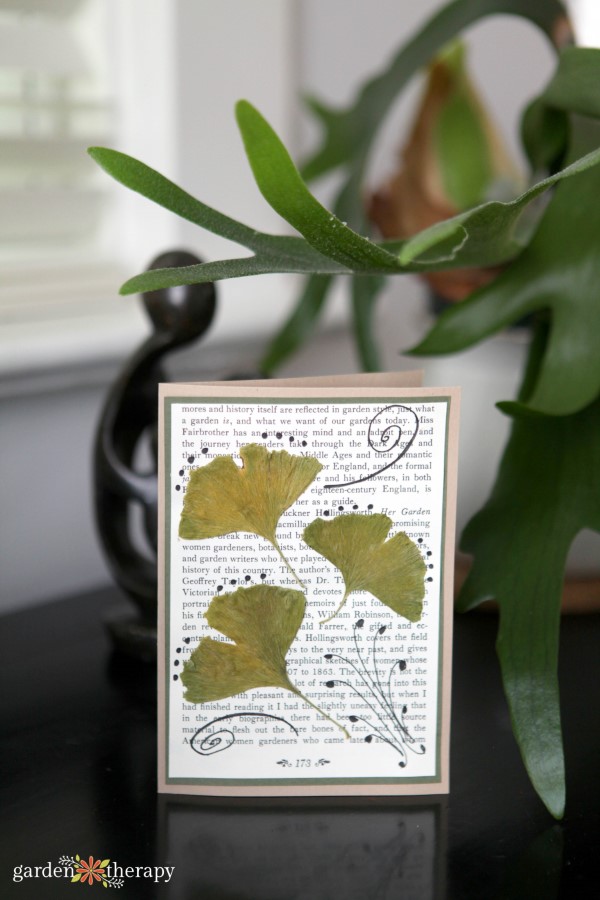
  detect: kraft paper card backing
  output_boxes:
[158,372,459,797]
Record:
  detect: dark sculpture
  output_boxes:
[94,250,216,660]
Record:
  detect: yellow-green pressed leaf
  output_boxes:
[303,513,426,624]
[181,584,349,737]
[179,443,322,585]
[181,584,304,702]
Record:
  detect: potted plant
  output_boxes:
[89,0,600,819]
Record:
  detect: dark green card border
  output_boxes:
[162,394,454,789]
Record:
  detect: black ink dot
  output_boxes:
[176,647,181,654]
[427,577,433,582]
[187,456,195,464]
[338,505,344,512]
[230,579,237,585]
[201,447,208,455]
[356,619,364,629]
[262,432,268,439]
[353,504,359,510]
[418,538,424,544]
[399,659,407,671]
[302,440,307,447]
[325,680,335,688]
[428,564,434,569]
[378,625,387,635]
[402,705,408,715]
[175,485,181,491]
[399,761,406,768]
[365,735,373,744]
[174,660,179,667]
[260,573,267,580]
[179,469,184,477]
[245,575,251,582]
[367,504,373,510]
[173,674,179,681]
[276,432,283,440]
[183,637,191,644]
[349,715,359,723]
[427,551,432,557]
[420,744,426,753]
[217,585,223,592]
[324,653,333,660]
[324,510,330,517]
[289,435,294,443]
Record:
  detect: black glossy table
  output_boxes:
[1,588,598,899]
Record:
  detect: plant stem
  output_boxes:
[270,537,305,589]
[319,588,350,625]
[291,687,350,740]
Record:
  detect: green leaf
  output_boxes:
[89,134,600,300]
[351,274,386,372]
[434,42,493,209]
[397,146,600,270]
[260,274,334,375]
[301,0,565,183]
[292,0,563,372]
[87,147,353,297]
[181,584,305,702]
[456,387,600,818]
[535,46,600,119]
[119,238,351,295]
[521,97,569,173]
[303,513,426,624]
[179,443,322,586]
[411,49,600,416]
[410,124,600,416]
[522,46,600,172]
[88,146,261,250]
[235,100,401,272]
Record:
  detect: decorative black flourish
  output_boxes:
[190,712,298,756]
[324,618,426,767]
[324,404,419,489]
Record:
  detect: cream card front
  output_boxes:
[158,375,459,796]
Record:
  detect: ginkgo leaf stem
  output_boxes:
[271,537,305,589]
[291,687,350,740]
[319,588,351,625]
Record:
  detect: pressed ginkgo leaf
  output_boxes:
[181,584,349,737]
[303,513,426,624]
[179,443,322,586]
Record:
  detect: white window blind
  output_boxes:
[0,0,112,248]
[0,0,303,377]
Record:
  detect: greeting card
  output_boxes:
[158,373,459,796]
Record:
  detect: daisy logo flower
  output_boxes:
[72,856,107,886]
[58,854,124,888]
